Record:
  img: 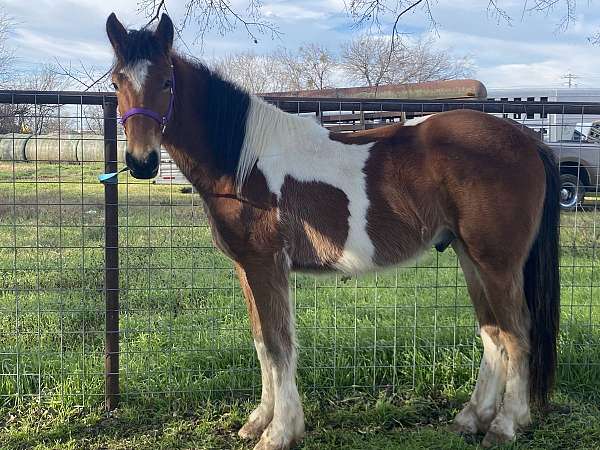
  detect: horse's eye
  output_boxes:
[111,82,119,91]
[163,79,172,90]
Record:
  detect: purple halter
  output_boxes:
[119,66,175,132]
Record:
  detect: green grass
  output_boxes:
[1,161,600,449]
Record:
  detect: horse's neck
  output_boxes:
[163,57,235,196]
[164,56,323,201]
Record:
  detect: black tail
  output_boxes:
[523,144,561,407]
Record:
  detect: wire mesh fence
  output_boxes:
[1,91,599,412]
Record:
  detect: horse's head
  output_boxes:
[106,13,175,179]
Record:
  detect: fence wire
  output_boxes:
[0,92,599,410]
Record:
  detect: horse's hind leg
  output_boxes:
[235,254,305,450]
[477,267,531,447]
[452,241,508,435]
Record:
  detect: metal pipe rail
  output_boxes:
[4,90,600,115]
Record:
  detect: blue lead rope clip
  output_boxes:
[98,167,129,184]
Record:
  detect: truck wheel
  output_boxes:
[560,174,585,211]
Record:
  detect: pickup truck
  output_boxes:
[507,119,599,211]
[548,142,599,210]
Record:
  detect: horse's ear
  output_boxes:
[106,13,128,58]
[155,13,174,53]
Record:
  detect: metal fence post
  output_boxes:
[103,97,120,411]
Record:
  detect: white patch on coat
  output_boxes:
[238,96,376,273]
[403,115,434,126]
[121,60,151,93]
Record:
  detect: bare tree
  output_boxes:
[13,66,69,134]
[0,5,107,135]
[0,65,71,134]
[404,37,473,82]
[272,45,336,91]
[297,44,336,90]
[53,60,112,92]
[0,9,13,86]
[212,45,336,93]
[270,48,306,92]
[212,52,288,93]
[341,34,473,87]
[347,0,580,36]
[0,9,17,134]
[341,35,406,87]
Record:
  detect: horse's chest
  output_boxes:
[202,202,239,261]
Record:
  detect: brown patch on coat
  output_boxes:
[363,136,445,266]
[279,176,349,271]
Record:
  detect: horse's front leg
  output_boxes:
[236,264,274,439]
[235,254,305,450]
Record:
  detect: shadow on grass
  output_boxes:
[2,390,600,450]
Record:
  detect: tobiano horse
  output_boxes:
[106,13,560,449]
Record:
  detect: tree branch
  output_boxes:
[138,0,281,44]
[52,59,111,92]
[487,0,513,24]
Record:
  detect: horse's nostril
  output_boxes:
[126,151,159,179]
[125,152,135,168]
[146,150,159,168]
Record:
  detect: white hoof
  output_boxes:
[239,404,273,440]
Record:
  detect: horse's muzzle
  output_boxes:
[126,150,159,179]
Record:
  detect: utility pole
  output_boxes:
[562,72,579,88]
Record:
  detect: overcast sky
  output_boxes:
[4,0,600,89]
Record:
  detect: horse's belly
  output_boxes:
[285,232,377,274]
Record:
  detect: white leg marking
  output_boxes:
[121,60,151,93]
[454,328,507,433]
[239,340,275,439]
[508,360,531,427]
[473,329,507,426]
[256,340,275,411]
[257,350,304,449]
[486,348,530,442]
[241,96,376,274]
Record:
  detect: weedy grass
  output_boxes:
[1,161,599,449]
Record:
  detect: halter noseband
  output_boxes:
[119,65,175,133]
